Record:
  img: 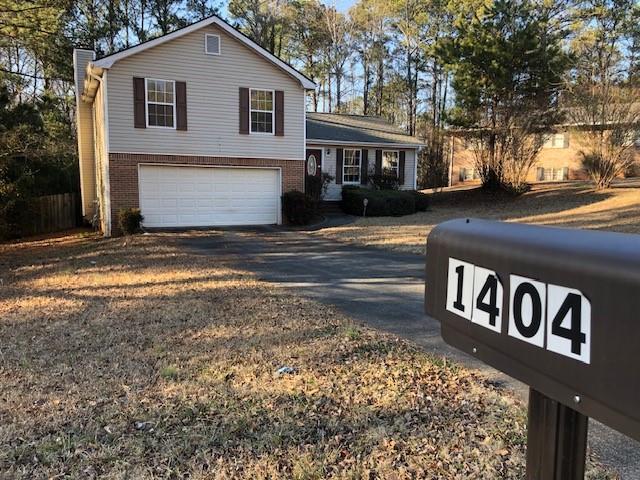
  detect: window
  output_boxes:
[250,89,274,134]
[543,132,569,149]
[343,149,361,183]
[146,79,175,128]
[382,150,399,176]
[459,168,479,181]
[537,167,569,181]
[205,34,220,55]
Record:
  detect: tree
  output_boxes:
[289,0,329,111]
[228,0,290,56]
[149,0,185,36]
[440,0,568,192]
[186,0,220,21]
[322,6,353,112]
[566,0,640,189]
[350,0,389,115]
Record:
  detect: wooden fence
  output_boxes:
[24,192,81,236]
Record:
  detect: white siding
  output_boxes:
[309,145,417,201]
[106,25,305,160]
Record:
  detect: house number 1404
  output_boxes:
[445,258,591,364]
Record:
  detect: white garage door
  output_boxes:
[138,165,280,227]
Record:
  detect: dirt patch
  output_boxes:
[315,181,640,255]
[0,233,615,478]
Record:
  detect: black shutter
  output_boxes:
[336,148,343,185]
[399,151,406,184]
[375,149,382,175]
[275,90,284,136]
[361,149,368,185]
[133,77,146,128]
[176,81,187,131]
[239,87,249,134]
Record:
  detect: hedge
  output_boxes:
[341,186,424,217]
[282,190,317,225]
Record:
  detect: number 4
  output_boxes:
[546,284,591,364]
[472,267,503,332]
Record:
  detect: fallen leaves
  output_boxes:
[0,232,616,479]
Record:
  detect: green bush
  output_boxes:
[282,190,317,225]
[410,191,430,211]
[341,186,416,217]
[369,174,400,190]
[387,193,415,216]
[118,208,144,234]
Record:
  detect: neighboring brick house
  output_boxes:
[448,128,640,186]
[74,15,315,235]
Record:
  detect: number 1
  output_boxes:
[454,265,465,311]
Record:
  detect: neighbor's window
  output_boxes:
[543,132,569,149]
[146,79,175,128]
[537,167,569,181]
[459,167,478,181]
[343,149,361,183]
[250,89,274,134]
[382,150,399,176]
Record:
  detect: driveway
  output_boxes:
[183,227,640,478]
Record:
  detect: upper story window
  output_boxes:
[382,150,399,176]
[543,132,569,149]
[343,148,361,184]
[205,34,221,55]
[250,89,274,134]
[146,79,175,128]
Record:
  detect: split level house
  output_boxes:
[74,15,423,236]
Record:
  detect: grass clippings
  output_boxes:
[0,233,615,479]
[316,181,640,255]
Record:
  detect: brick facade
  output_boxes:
[449,131,639,186]
[108,153,304,234]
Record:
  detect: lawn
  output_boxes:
[0,233,614,479]
[315,181,640,255]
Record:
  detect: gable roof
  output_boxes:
[306,112,424,147]
[91,15,316,89]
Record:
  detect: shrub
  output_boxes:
[369,174,400,190]
[387,193,415,216]
[282,190,316,225]
[306,173,334,200]
[341,186,416,217]
[118,208,144,234]
[410,191,430,211]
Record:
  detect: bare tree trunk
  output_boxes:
[363,62,370,115]
[376,55,384,116]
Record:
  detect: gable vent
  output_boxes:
[205,34,220,55]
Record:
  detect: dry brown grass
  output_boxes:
[0,233,614,479]
[316,181,640,255]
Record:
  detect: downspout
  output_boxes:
[88,70,112,237]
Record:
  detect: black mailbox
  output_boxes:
[425,218,640,443]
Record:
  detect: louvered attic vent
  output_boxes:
[205,34,220,55]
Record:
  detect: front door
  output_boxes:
[305,149,323,197]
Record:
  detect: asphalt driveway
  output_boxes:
[182,227,640,478]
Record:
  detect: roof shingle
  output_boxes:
[306,112,423,146]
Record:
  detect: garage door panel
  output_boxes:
[139,165,280,228]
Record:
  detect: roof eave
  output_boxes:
[91,16,316,90]
[306,138,424,148]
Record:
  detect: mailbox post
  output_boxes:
[425,219,640,478]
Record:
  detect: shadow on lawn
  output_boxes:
[1,234,617,479]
